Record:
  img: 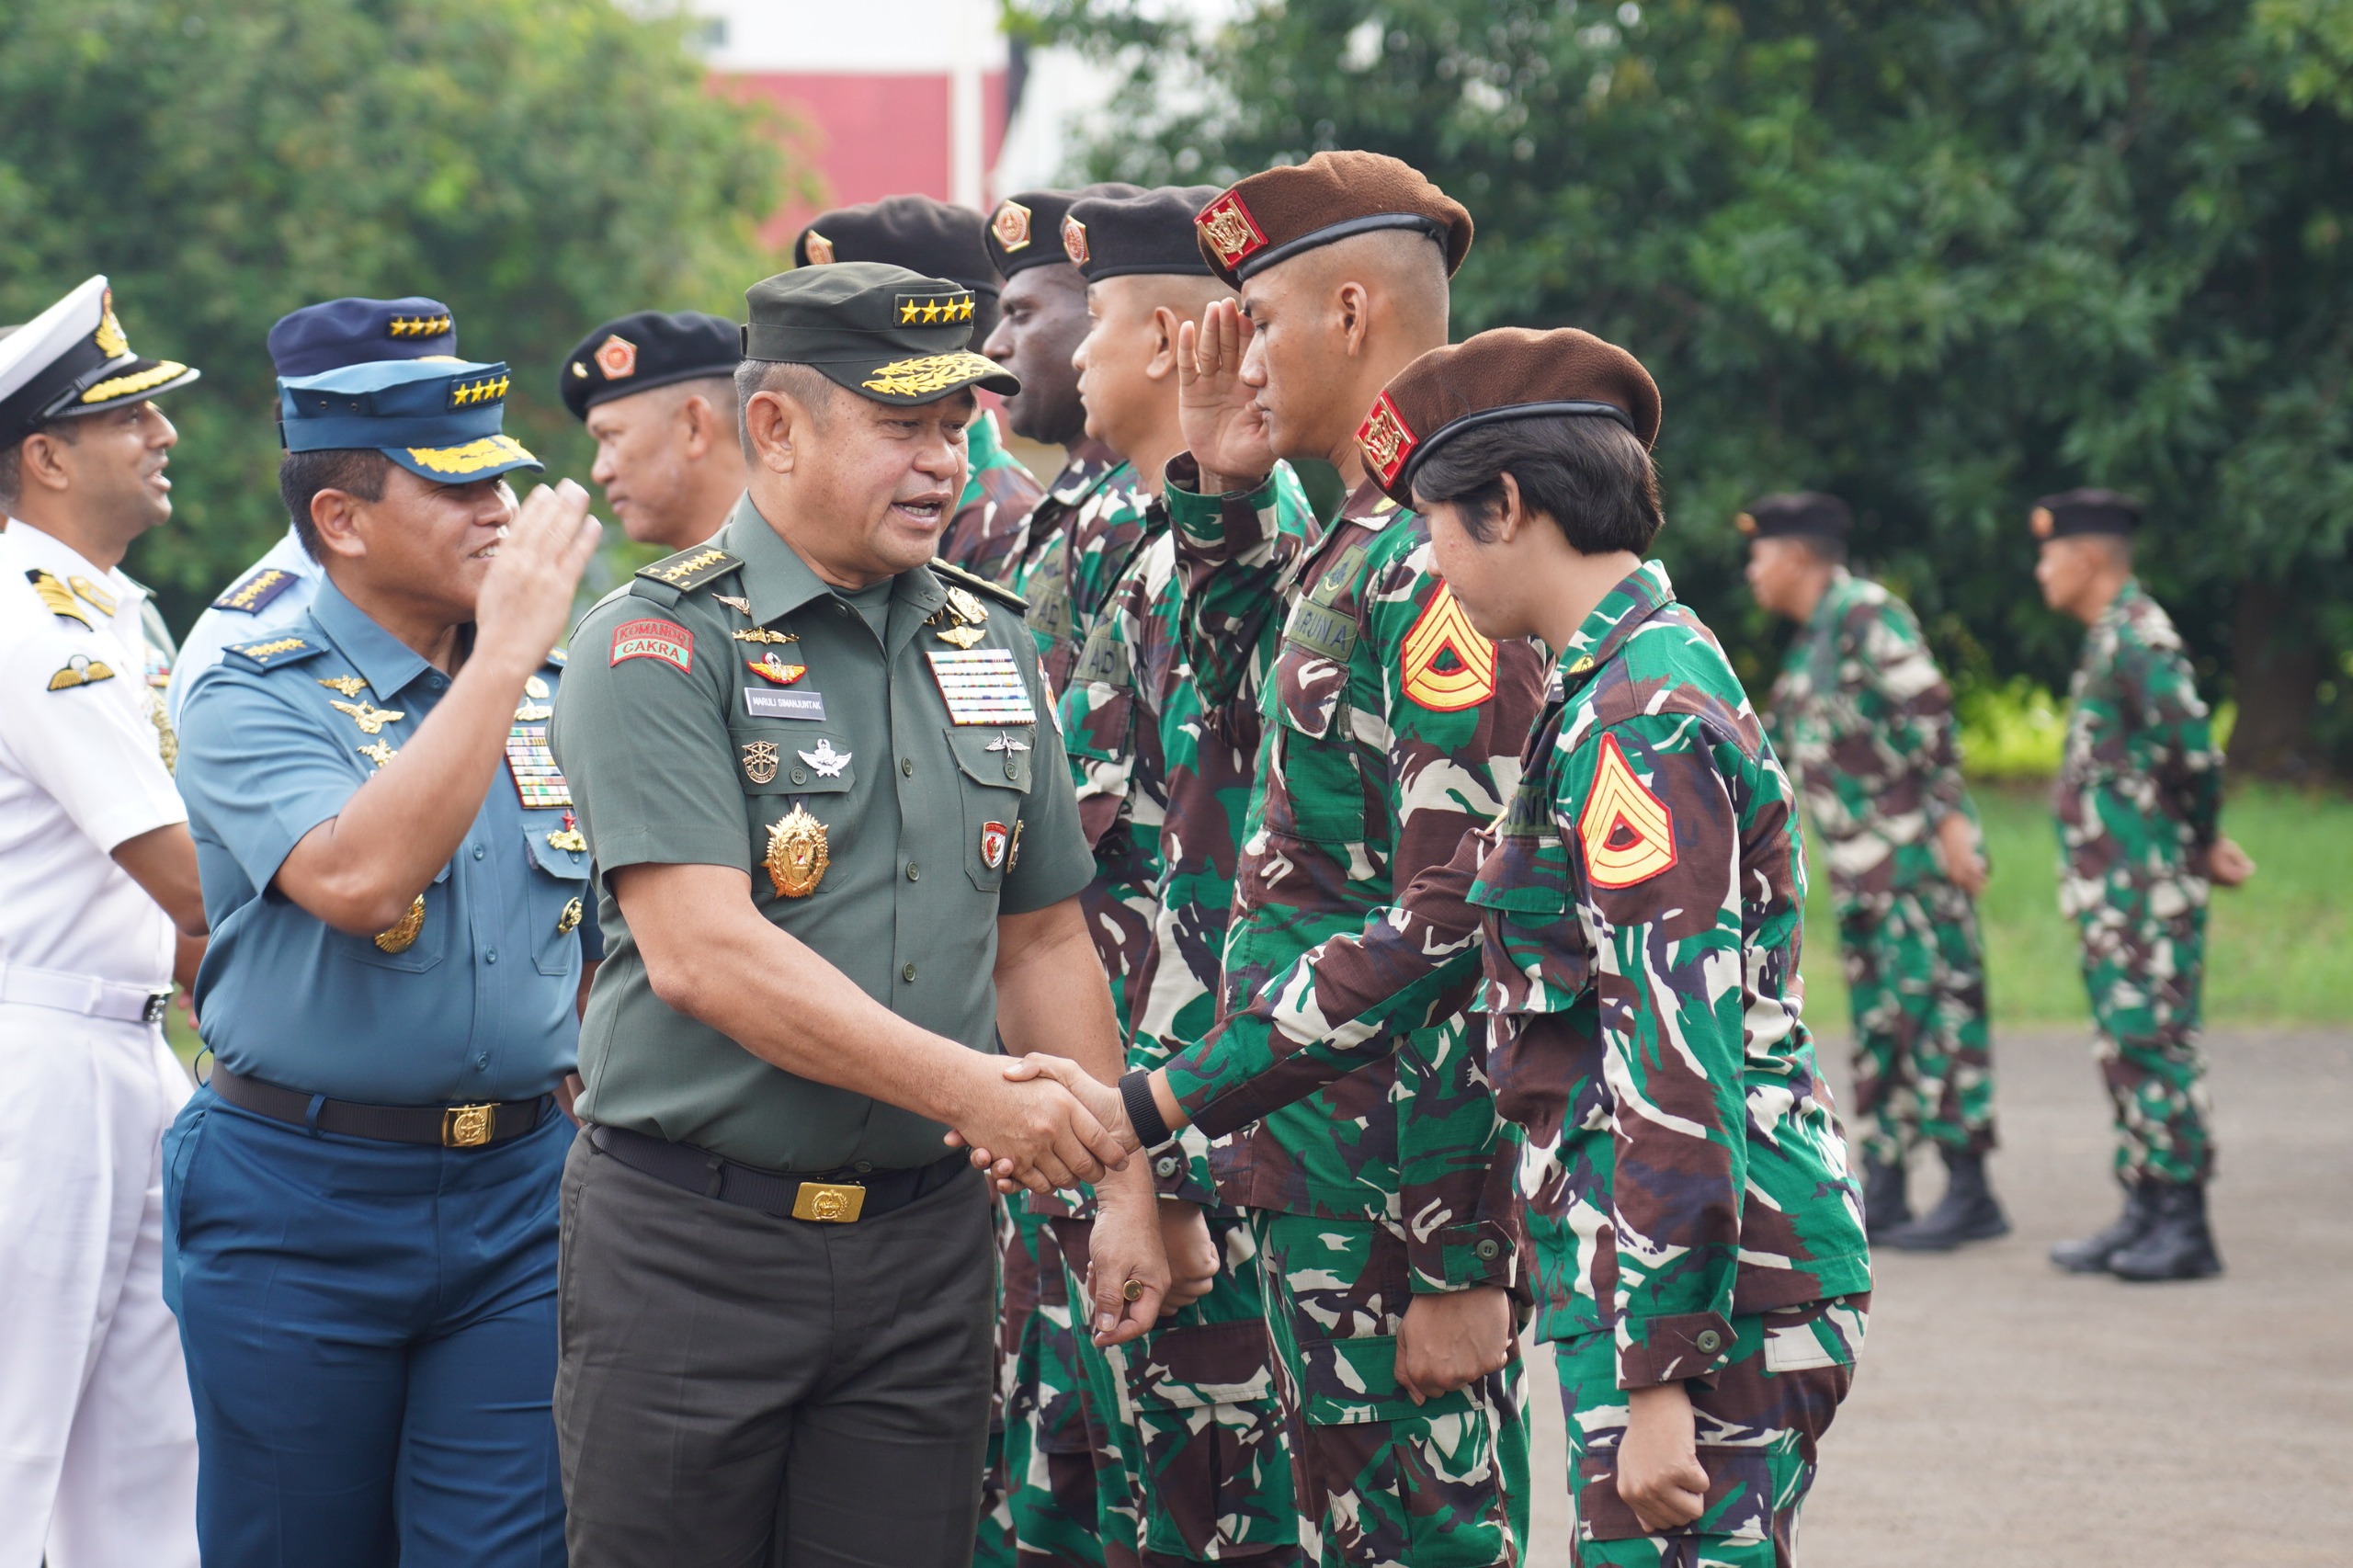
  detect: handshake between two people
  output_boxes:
[942,1052,1145,1198]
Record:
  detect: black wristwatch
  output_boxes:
[1119,1069,1174,1151]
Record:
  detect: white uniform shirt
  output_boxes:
[0,523,185,987]
[166,526,318,728]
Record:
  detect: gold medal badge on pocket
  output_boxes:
[375,893,426,953]
[765,803,830,898]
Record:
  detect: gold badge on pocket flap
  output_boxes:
[765,803,829,898]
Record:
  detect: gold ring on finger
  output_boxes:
[1121,1278,1145,1302]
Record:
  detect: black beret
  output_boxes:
[1195,151,1473,288]
[743,261,1017,407]
[1736,493,1851,540]
[559,310,740,422]
[985,185,1142,280]
[2030,487,2141,540]
[796,195,998,296]
[1064,186,1226,281]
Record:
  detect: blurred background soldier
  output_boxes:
[560,308,747,550]
[792,194,1045,575]
[169,359,598,1562]
[167,295,460,728]
[2033,490,2253,1282]
[1744,491,2008,1251]
[0,273,207,1568]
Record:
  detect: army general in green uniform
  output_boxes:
[549,263,1155,1567]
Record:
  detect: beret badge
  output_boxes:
[595,335,638,381]
[1734,512,1758,537]
[802,229,836,266]
[1196,191,1268,268]
[2030,506,2055,540]
[1061,214,1090,267]
[1356,392,1418,488]
[992,200,1034,253]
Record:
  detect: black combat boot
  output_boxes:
[2050,1181,2158,1273]
[2109,1180,2223,1281]
[1884,1146,2010,1251]
[1861,1155,1910,1242]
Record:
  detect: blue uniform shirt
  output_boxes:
[167,526,321,729]
[177,576,587,1103]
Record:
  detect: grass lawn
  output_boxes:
[1796,781,2353,1035]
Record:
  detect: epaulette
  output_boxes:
[927,556,1028,614]
[222,634,325,672]
[26,570,94,630]
[631,544,741,607]
[211,563,305,615]
[545,645,567,666]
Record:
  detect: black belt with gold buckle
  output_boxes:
[208,1066,551,1149]
[588,1124,970,1223]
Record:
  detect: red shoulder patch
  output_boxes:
[1400,586,1495,710]
[610,619,693,673]
[1575,733,1677,889]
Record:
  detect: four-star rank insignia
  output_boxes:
[1400,586,1495,711]
[741,740,780,785]
[47,653,116,691]
[330,698,404,734]
[1575,733,1677,889]
[765,803,830,898]
[746,652,807,686]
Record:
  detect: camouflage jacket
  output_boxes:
[1766,570,1976,905]
[1059,463,1320,1206]
[1165,562,1871,1377]
[1003,442,1156,696]
[1175,469,1544,1291]
[2054,578,2223,921]
[934,411,1044,585]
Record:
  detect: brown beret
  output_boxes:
[1193,151,1472,287]
[2029,486,2141,540]
[1357,326,1660,506]
[1735,492,1850,540]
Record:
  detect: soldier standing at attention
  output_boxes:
[996,325,1873,1568]
[970,180,1150,1568]
[1020,184,1320,1568]
[1743,492,2008,1251]
[0,274,206,1568]
[2034,489,2252,1282]
[167,296,460,727]
[1142,153,1544,1567]
[560,309,749,549]
[793,195,1047,577]
[168,358,601,1561]
[547,263,1154,1568]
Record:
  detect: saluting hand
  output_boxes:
[1177,300,1276,494]
[475,480,603,677]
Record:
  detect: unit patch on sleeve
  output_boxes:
[610,619,693,673]
[1575,732,1677,889]
[1400,586,1497,711]
[926,648,1038,726]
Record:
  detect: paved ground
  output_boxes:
[1517,1026,2353,1565]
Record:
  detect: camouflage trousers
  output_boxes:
[1553,1296,1869,1567]
[1051,1214,1302,1565]
[990,1201,1102,1568]
[2076,903,2213,1184]
[1252,1211,1530,1567]
[1835,885,1996,1165]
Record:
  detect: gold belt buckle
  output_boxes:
[442,1103,497,1148]
[791,1181,867,1222]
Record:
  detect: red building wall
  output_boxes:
[722,71,1011,244]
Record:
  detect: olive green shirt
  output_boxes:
[552,493,1095,1171]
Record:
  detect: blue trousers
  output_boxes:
[163,1085,569,1566]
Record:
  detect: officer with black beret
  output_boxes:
[550,260,1167,1567]
[559,309,748,551]
[797,195,1046,578]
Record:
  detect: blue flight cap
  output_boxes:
[278,358,542,484]
[267,296,459,378]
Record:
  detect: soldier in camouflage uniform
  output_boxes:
[1053,186,1321,1565]
[790,195,1045,582]
[1742,492,2008,1251]
[2032,490,2253,1282]
[1009,326,1872,1566]
[1161,155,1539,1566]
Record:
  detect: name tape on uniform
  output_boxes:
[926,649,1037,727]
[745,688,827,722]
[611,619,692,673]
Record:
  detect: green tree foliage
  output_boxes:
[0,0,790,633]
[1022,0,2353,772]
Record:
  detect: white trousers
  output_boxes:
[0,1004,199,1568]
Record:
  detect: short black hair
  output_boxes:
[1411,415,1663,555]
[0,418,79,509]
[278,448,391,558]
[1792,532,1847,566]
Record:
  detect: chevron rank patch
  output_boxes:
[1400,586,1496,711]
[926,648,1036,726]
[212,565,303,614]
[1576,732,1677,888]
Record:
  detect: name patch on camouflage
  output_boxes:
[610,619,693,673]
[213,565,302,614]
